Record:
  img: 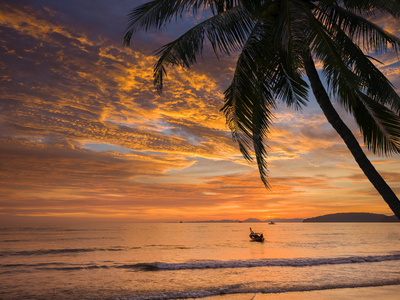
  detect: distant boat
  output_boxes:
[249,227,264,242]
[268,221,275,225]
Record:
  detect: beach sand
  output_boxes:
[191,285,400,299]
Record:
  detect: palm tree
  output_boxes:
[124,0,400,219]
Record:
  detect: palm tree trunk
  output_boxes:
[302,51,400,220]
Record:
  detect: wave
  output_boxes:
[118,254,400,271]
[133,281,400,300]
[1,239,31,243]
[2,254,400,273]
[0,262,111,274]
[0,246,140,256]
[0,237,118,243]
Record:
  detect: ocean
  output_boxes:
[1,222,400,299]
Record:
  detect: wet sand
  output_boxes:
[191,285,400,299]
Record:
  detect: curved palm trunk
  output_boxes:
[302,51,400,220]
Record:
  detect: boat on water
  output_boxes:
[249,227,264,242]
[268,221,275,225]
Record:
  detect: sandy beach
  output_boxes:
[193,285,400,299]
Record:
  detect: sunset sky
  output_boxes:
[1,0,400,223]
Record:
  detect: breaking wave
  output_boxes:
[118,254,400,271]
[2,254,400,274]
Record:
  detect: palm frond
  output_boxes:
[221,23,276,188]
[314,3,400,53]
[272,45,309,109]
[342,0,400,19]
[152,5,255,91]
[251,0,309,111]
[305,10,361,105]
[209,0,240,14]
[124,0,201,45]
[307,7,400,155]
[124,0,246,45]
[274,0,311,55]
[353,93,400,155]
[331,27,400,112]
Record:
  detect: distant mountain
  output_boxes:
[243,218,262,222]
[189,219,240,223]
[303,213,399,223]
[190,218,304,223]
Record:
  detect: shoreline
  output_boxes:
[191,285,400,299]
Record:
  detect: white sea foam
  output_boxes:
[4,254,400,274]
[119,254,400,271]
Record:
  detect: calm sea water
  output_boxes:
[1,222,400,299]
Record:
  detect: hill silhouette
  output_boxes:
[303,213,399,222]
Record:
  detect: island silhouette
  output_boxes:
[303,212,399,222]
